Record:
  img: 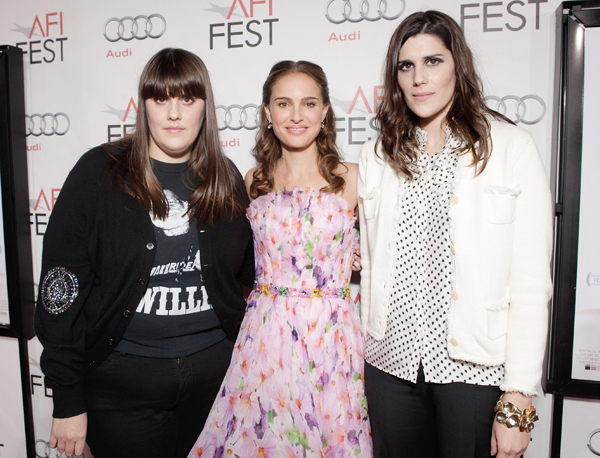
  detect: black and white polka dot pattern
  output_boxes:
[365,127,504,386]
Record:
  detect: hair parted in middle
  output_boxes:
[249,60,346,199]
[106,47,244,224]
[376,10,512,179]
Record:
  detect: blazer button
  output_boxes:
[450,195,459,205]
[138,278,146,285]
[89,360,96,366]
[450,246,456,255]
[108,339,115,346]
[123,310,131,318]
[452,291,460,301]
[450,338,458,346]
[146,243,154,250]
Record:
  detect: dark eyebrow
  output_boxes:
[424,53,445,60]
[273,96,320,102]
[398,53,445,66]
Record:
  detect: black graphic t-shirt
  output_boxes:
[116,159,226,357]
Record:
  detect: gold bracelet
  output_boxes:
[494,394,539,432]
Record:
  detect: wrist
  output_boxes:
[502,391,533,410]
[494,393,539,433]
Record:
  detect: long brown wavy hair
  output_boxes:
[249,61,346,199]
[105,48,243,224]
[377,10,512,178]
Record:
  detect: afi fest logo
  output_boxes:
[333,85,383,145]
[206,0,279,50]
[104,97,137,142]
[460,0,548,31]
[325,0,405,24]
[30,188,60,237]
[12,12,67,64]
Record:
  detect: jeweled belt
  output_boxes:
[253,281,350,299]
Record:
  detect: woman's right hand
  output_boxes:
[49,413,87,457]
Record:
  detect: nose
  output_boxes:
[290,104,303,123]
[167,98,181,120]
[413,65,426,86]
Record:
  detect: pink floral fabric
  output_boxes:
[188,187,372,458]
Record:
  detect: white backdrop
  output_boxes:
[0,0,589,456]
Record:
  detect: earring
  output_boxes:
[267,122,272,130]
[321,120,325,130]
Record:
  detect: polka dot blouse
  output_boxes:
[364,127,504,386]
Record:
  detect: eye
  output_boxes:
[277,101,289,107]
[153,97,167,104]
[305,101,316,107]
[181,96,195,104]
[426,58,443,66]
[398,62,413,72]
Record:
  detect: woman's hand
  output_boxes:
[490,392,533,458]
[351,233,362,271]
[49,413,87,457]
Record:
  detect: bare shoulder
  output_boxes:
[244,167,258,198]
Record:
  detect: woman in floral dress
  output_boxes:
[188,61,372,457]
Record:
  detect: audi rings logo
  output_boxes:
[35,439,67,458]
[103,14,167,42]
[217,104,259,131]
[485,95,546,125]
[589,429,600,456]
[26,113,70,137]
[325,0,405,23]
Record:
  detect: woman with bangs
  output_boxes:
[34,48,254,458]
[358,10,553,458]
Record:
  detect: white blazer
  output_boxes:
[358,120,553,395]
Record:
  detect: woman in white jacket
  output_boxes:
[358,10,552,458]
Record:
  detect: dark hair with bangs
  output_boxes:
[249,60,346,199]
[106,47,243,224]
[376,10,512,178]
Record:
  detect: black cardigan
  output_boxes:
[34,146,255,418]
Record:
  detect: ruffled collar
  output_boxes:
[414,124,461,153]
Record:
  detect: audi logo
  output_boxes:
[35,439,67,458]
[216,104,260,131]
[103,14,167,42]
[25,113,70,137]
[325,0,405,23]
[485,95,546,126]
[589,429,600,456]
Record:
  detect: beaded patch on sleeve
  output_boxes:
[41,267,79,315]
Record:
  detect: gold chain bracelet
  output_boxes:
[494,394,539,432]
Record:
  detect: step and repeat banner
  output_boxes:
[0,0,595,457]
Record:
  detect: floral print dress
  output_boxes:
[188,187,372,458]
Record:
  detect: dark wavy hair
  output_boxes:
[105,47,243,224]
[249,60,346,199]
[376,10,511,178]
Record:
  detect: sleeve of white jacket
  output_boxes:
[357,142,372,334]
[501,132,553,396]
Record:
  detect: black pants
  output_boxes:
[84,338,234,458]
[365,362,501,458]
